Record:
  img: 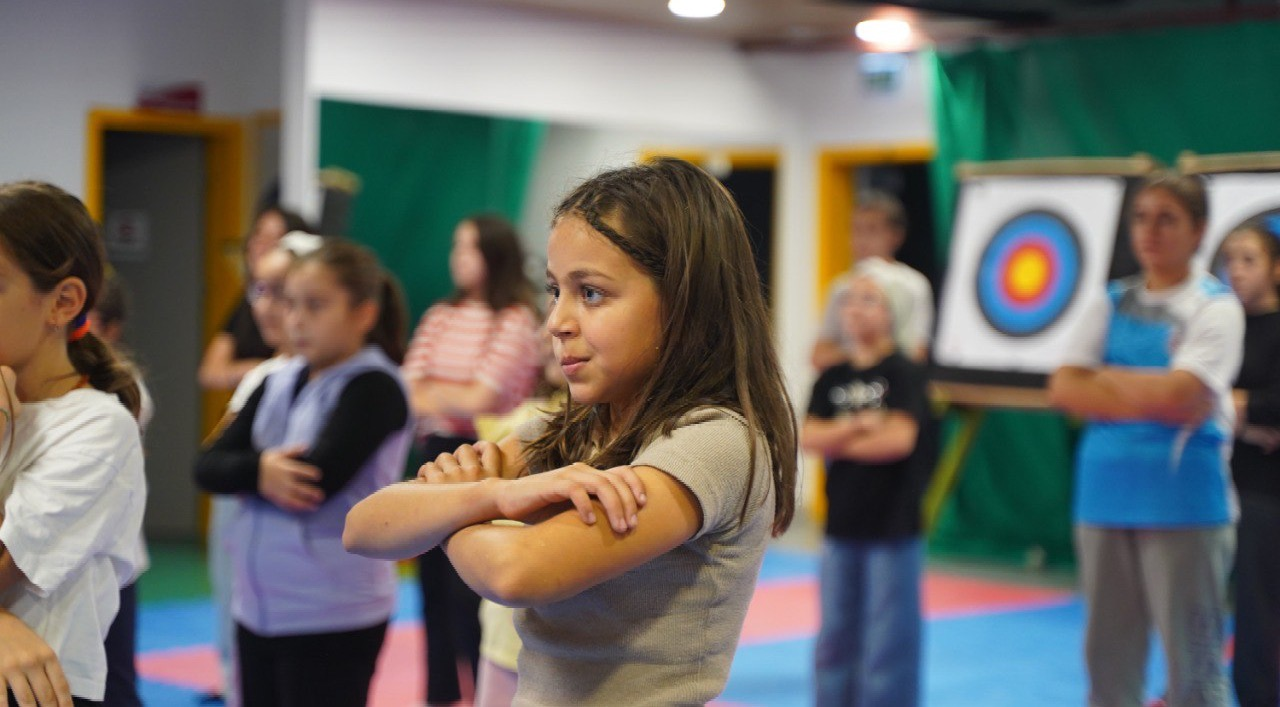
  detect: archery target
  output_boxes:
[975,210,1083,337]
[935,175,1125,376]
[1199,172,1280,275]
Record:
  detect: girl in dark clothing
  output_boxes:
[1220,221,1280,707]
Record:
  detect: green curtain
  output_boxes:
[927,19,1280,566]
[317,100,546,324]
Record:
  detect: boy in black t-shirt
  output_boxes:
[802,261,930,707]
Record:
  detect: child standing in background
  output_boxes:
[1050,173,1243,707]
[196,239,412,707]
[401,214,540,706]
[346,157,799,706]
[87,272,152,707]
[802,260,932,707]
[1219,222,1280,707]
[0,180,147,706]
[201,232,323,707]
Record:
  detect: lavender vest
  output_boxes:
[231,345,411,636]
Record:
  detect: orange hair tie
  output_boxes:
[68,315,91,343]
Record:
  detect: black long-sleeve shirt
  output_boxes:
[195,369,409,499]
[1233,310,1280,501]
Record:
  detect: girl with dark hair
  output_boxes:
[196,239,412,707]
[346,158,798,706]
[0,180,147,706]
[1219,222,1280,707]
[199,204,311,391]
[400,214,540,706]
[1050,172,1243,707]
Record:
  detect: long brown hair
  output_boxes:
[294,238,409,364]
[0,181,142,417]
[523,158,798,536]
[449,214,536,312]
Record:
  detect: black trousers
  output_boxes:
[236,621,387,707]
[1232,494,1280,707]
[415,433,483,704]
[102,582,141,707]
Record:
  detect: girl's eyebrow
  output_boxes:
[547,268,615,282]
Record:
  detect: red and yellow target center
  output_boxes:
[1005,244,1052,303]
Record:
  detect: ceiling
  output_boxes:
[470,0,1279,50]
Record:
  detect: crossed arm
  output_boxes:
[1047,366,1212,425]
[801,409,919,463]
[343,436,703,607]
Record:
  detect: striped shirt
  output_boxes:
[403,300,540,436]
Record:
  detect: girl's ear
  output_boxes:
[48,276,87,328]
[353,298,379,338]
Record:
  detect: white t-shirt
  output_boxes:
[818,258,934,356]
[0,389,146,701]
[1059,271,1246,436]
[230,355,294,413]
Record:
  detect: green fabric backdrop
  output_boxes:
[317,100,546,324]
[926,19,1280,566]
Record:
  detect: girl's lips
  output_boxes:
[560,357,586,376]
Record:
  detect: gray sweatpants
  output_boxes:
[1074,524,1234,707]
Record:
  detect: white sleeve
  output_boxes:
[1057,291,1112,368]
[0,408,145,597]
[816,277,851,343]
[1172,296,1245,394]
[906,271,935,351]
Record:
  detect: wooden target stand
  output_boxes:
[921,154,1160,530]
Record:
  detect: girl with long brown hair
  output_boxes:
[346,157,798,706]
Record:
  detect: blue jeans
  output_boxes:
[814,535,924,707]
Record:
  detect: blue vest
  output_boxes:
[1074,275,1233,527]
[231,345,411,635]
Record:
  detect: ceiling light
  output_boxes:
[855,19,912,48]
[668,0,725,19]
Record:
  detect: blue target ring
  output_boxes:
[976,210,1083,337]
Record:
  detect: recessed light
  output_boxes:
[855,19,912,48]
[669,0,725,19]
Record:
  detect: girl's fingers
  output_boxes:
[590,469,638,532]
[25,667,56,707]
[604,465,647,507]
[564,485,597,526]
[474,440,504,477]
[45,661,72,707]
[565,465,631,534]
[433,452,462,476]
[7,672,36,707]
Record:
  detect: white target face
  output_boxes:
[935,175,1126,375]
[1199,172,1280,275]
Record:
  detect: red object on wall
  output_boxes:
[137,82,204,112]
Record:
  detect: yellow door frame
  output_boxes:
[84,108,248,440]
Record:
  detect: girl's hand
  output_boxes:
[0,610,73,707]
[495,463,647,534]
[417,441,504,483]
[259,444,325,512]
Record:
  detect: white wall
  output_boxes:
[287,0,936,417]
[0,0,283,197]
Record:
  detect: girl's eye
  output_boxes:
[545,283,560,300]
[581,286,603,304]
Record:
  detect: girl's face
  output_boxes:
[248,249,292,349]
[545,214,662,424]
[841,276,894,347]
[0,245,53,369]
[1130,187,1203,279]
[1221,230,1280,311]
[450,221,486,296]
[246,210,288,270]
[282,261,375,372]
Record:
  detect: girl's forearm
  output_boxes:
[343,478,504,560]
